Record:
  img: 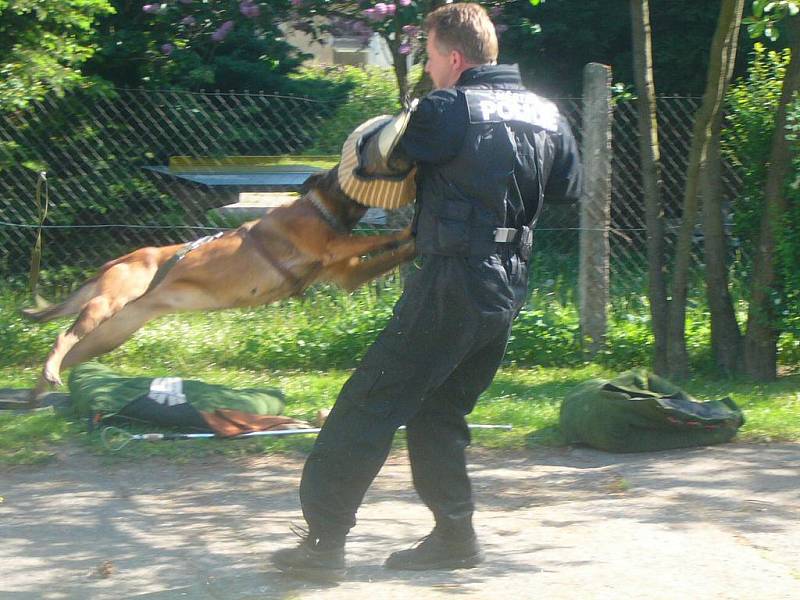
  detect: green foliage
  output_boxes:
[5,266,797,375]
[723,43,800,335]
[0,0,114,111]
[83,0,312,94]
[724,44,786,246]
[294,65,409,154]
[745,1,800,40]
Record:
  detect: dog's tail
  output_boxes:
[19,256,124,323]
[20,295,53,322]
[21,275,103,322]
[21,299,63,322]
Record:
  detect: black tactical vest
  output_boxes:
[414,84,561,258]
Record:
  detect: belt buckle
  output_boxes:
[493,228,517,243]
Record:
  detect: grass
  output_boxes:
[2,362,799,466]
[0,407,79,465]
[1,281,799,466]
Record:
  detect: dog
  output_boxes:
[22,168,415,403]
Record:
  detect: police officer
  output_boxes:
[272,2,582,580]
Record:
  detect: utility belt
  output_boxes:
[493,226,533,260]
[491,226,534,261]
[416,226,535,259]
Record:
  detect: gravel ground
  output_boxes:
[1,441,799,599]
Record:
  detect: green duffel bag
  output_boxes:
[559,369,744,453]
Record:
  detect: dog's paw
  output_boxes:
[397,225,414,241]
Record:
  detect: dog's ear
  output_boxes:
[301,170,329,194]
[300,165,341,195]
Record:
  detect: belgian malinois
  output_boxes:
[23,168,415,402]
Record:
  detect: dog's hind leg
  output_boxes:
[39,260,160,388]
[29,300,164,406]
[59,298,166,372]
[28,293,165,406]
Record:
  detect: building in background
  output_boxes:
[282,19,394,67]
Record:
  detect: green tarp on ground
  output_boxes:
[559,369,744,453]
[68,362,286,434]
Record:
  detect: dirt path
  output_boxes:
[2,442,799,599]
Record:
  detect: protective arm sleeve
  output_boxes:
[359,128,414,176]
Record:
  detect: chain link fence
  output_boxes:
[1,88,741,297]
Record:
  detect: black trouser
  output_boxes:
[299,251,527,540]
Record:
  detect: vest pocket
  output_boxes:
[434,198,472,255]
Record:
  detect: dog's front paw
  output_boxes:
[397,225,413,241]
[395,239,416,259]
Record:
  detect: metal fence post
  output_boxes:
[579,63,612,355]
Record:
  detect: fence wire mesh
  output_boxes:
[1,88,740,298]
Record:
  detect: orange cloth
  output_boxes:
[201,408,311,437]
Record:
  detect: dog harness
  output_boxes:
[145,232,224,294]
[249,190,345,297]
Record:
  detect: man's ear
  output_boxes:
[450,49,464,70]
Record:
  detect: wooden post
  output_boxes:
[579,63,612,355]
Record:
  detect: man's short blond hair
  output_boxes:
[423,3,498,65]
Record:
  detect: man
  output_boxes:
[272,2,582,580]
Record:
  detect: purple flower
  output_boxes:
[386,3,396,15]
[398,0,412,6]
[211,20,234,42]
[142,4,159,14]
[401,24,419,36]
[374,2,388,16]
[240,0,260,18]
[160,43,175,55]
[398,42,412,55]
[180,15,196,26]
[291,0,303,6]
[364,7,378,20]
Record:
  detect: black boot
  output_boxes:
[271,529,346,582]
[384,527,483,571]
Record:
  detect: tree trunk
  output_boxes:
[393,44,410,103]
[629,0,669,375]
[381,30,410,104]
[743,17,800,380]
[666,0,744,380]
[702,111,743,375]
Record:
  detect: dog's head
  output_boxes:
[301,166,368,230]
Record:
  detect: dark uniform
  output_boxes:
[299,64,582,543]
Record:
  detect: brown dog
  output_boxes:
[22,168,415,402]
